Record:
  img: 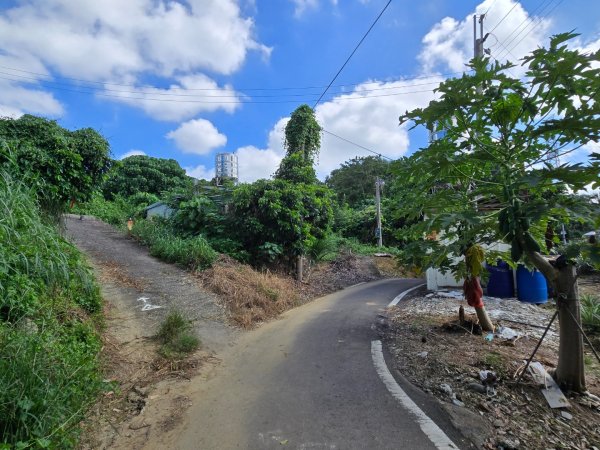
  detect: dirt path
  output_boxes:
[65,215,237,449]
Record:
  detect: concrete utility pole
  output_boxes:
[375,177,384,247]
[473,14,489,60]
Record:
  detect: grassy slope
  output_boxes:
[0,172,103,448]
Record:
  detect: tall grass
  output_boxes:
[131,219,217,270]
[0,171,102,448]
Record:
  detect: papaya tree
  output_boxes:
[397,32,600,391]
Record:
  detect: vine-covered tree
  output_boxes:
[0,115,111,210]
[232,105,334,271]
[102,155,191,199]
[276,104,321,183]
[397,33,600,391]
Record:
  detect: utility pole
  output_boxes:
[375,177,384,247]
[473,14,489,60]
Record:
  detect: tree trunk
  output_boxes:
[554,264,586,392]
[297,255,303,282]
[525,250,586,392]
[475,306,494,332]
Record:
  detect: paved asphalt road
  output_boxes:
[170,279,467,450]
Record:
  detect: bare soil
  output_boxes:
[382,285,600,450]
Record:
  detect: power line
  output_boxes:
[493,0,560,62]
[497,0,564,61]
[322,129,393,160]
[0,73,436,104]
[488,0,519,33]
[313,0,393,108]
[0,69,444,98]
[0,63,460,93]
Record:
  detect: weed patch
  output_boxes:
[131,219,216,270]
[156,311,200,359]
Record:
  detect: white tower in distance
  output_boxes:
[215,153,238,184]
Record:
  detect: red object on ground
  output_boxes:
[463,276,484,308]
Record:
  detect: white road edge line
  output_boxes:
[371,340,459,450]
[388,283,426,307]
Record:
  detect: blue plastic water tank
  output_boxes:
[516,265,548,304]
[486,261,514,298]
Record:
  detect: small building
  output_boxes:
[143,201,175,219]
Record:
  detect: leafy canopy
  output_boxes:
[102,154,191,199]
[231,179,334,266]
[326,156,391,207]
[0,114,111,210]
[396,32,600,277]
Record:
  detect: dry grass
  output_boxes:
[196,255,302,328]
[98,260,145,291]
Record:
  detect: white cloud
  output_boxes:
[419,0,551,74]
[0,0,270,117]
[290,0,338,17]
[236,145,283,182]
[166,119,227,155]
[185,164,214,181]
[0,0,269,80]
[0,79,63,118]
[229,118,288,183]
[108,74,240,122]
[313,78,440,178]
[119,149,146,159]
[233,76,440,181]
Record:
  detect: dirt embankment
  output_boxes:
[382,288,600,450]
[197,252,398,328]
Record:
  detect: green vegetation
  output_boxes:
[0,115,111,214]
[397,32,600,391]
[131,219,217,270]
[0,172,103,448]
[581,294,600,331]
[77,105,391,271]
[326,156,391,207]
[72,193,136,226]
[102,154,191,199]
[156,310,200,359]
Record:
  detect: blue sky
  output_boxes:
[0,0,598,182]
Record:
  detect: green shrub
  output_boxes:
[72,193,135,226]
[307,236,338,262]
[131,219,216,270]
[0,320,101,447]
[156,310,200,359]
[335,236,399,256]
[581,293,600,330]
